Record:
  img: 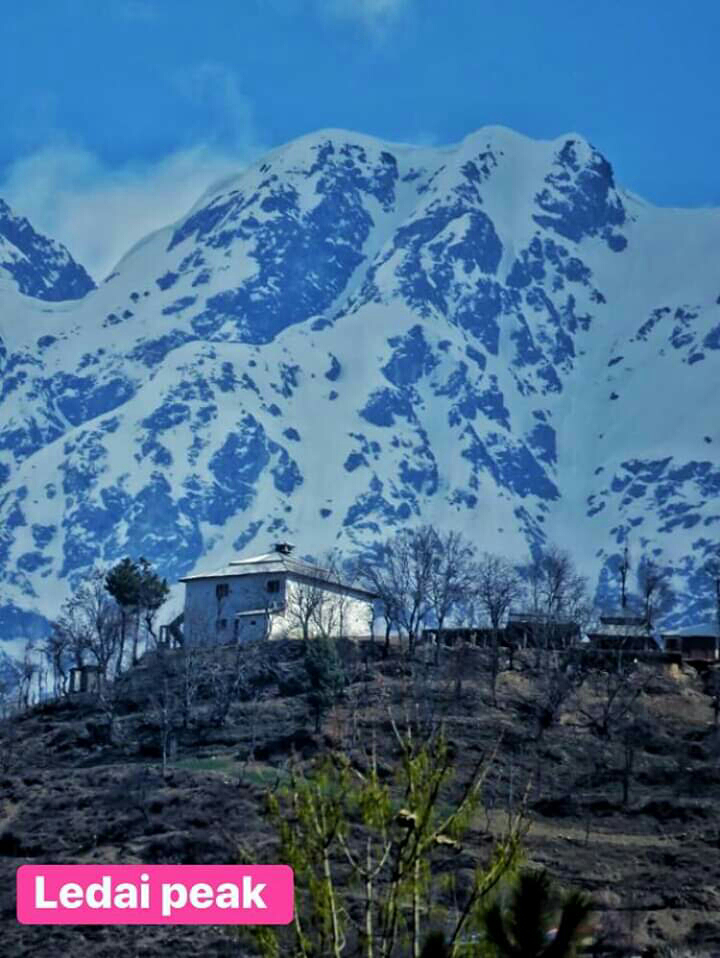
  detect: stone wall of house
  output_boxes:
[183,572,373,643]
[277,576,373,639]
[183,572,287,644]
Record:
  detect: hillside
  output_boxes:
[2,642,720,956]
[1,127,720,645]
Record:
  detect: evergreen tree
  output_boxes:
[137,557,170,644]
[105,557,169,668]
[420,931,450,957]
[105,557,142,673]
[304,636,346,732]
[483,870,592,958]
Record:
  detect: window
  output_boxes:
[267,579,280,594]
[216,618,227,631]
[216,583,229,599]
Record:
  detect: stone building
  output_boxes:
[505,611,581,649]
[68,663,103,695]
[178,542,376,644]
[662,626,719,662]
[585,615,659,652]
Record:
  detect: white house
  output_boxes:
[178,543,376,644]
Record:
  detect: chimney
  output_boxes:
[273,541,295,556]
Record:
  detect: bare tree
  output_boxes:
[311,559,352,640]
[176,611,263,726]
[80,571,122,678]
[0,677,12,720]
[285,579,319,638]
[427,530,476,665]
[523,545,591,663]
[619,538,631,610]
[203,638,267,728]
[381,526,436,656]
[283,551,364,641]
[526,666,583,742]
[202,643,243,726]
[43,629,71,698]
[707,668,720,728]
[619,716,651,807]
[476,554,524,699]
[476,554,523,634]
[527,545,591,626]
[285,562,333,640]
[636,556,674,628]
[149,657,180,777]
[52,570,121,683]
[179,644,204,729]
[17,639,38,711]
[575,668,647,739]
[0,714,21,773]
[49,604,88,677]
[704,547,720,659]
[96,674,122,746]
[356,552,401,657]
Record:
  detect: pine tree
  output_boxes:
[420,931,450,957]
[137,557,170,644]
[483,870,592,958]
[304,636,345,732]
[105,557,142,673]
[105,557,169,669]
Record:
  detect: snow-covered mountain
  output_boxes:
[0,199,95,302]
[1,126,719,642]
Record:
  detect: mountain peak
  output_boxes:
[0,198,95,302]
[0,126,718,644]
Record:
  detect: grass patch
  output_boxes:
[172,755,238,774]
[171,755,289,788]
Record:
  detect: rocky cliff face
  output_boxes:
[0,199,95,302]
[1,126,719,640]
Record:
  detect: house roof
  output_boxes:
[506,611,579,630]
[599,615,648,627]
[662,625,719,639]
[587,618,651,639]
[235,607,284,618]
[585,612,651,635]
[179,551,377,599]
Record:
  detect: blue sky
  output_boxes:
[2,0,719,278]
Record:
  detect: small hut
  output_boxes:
[586,615,658,653]
[68,664,103,696]
[662,627,719,662]
[505,611,581,650]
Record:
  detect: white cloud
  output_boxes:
[0,63,263,281]
[172,62,257,151]
[315,0,411,30]
[0,142,259,282]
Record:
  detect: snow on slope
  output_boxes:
[0,199,95,302]
[1,127,719,640]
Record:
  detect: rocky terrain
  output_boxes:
[1,641,719,956]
